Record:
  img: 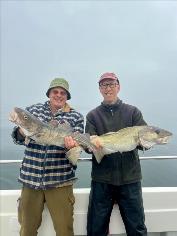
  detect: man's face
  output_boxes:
[49,87,68,109]
[99,79,120,103]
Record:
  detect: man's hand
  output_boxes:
[90,136,103,149]
[64,136,78,150]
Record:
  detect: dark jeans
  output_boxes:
[87,181,147,236]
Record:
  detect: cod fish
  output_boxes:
[67,125,172,165]
[9,107,96,161]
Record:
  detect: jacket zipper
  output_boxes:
[110,109,114,116]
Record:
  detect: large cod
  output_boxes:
[89,125,172,164]
[9,107,172,165]
[9,107,96,160]
[67,125,172,165]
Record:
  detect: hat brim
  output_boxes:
[99,77,119,84]
[46,87,71,100]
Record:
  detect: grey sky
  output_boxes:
[1,0,177,142]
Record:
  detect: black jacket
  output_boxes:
[85,99,147,186]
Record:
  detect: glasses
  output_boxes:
[51,89,67,96]
[99,82,118,89]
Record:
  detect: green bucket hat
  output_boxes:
[46,78,71,100]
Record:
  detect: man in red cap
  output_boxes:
[86,72,147,236]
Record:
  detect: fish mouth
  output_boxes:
[156,136,171,145]
[9,110,18,123]
[9,108,22,126]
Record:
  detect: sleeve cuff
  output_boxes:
[11,126,25,145]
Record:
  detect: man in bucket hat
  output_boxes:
[12,77,84,236]
[86,72,147,236]
[46,78,71,99]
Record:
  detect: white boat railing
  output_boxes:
[0,155,177,164]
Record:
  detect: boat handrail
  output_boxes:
[0,155,177,164]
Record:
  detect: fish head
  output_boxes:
[151,127,172,144]
[9,107,42,136]
[139,126,172,148]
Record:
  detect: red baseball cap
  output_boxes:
[99,72,119,83]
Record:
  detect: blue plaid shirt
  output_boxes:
[12,101,84,189]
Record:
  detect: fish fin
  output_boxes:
[55,122,73,134]
[66,146,83,165]
[60,121,72,129]
[139,137,156,149]
[100,131,116,137]
[48,120,59,127]
[93,148,106,164]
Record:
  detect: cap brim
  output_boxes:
[46,88,71,100]
[99,77,118,83]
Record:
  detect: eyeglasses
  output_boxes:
[51,89,67,96]
[99,82,118,89]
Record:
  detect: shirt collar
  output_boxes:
[45,101,71,115]
[101,99,122,110]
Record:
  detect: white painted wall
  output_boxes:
[1,188,177,236]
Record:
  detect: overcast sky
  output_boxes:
[1,0,177,140]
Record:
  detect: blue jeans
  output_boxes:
[87,181,147,236]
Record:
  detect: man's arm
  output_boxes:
[85,114,97,135]
[132,108,147,126]
[132,107,148,151]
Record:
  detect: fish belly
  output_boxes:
[103,137,138,154]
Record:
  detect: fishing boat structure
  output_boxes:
[0,156,177,236]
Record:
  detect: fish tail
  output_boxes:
[72,133,96,150]
[66,146,83,165]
